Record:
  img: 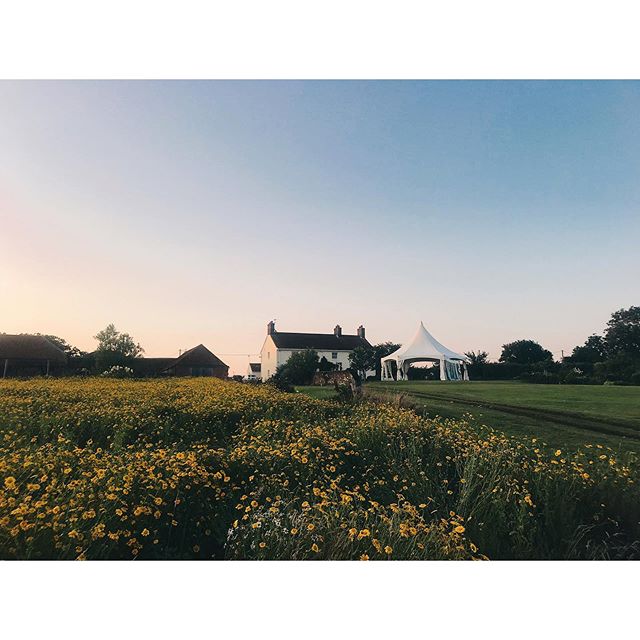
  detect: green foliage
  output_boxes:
[364,380,640,454]
[373,342,401,378]
[465,350,489,366]
[566,307,640,383]
[349,346,374,382]
[605,306,640,359]
[500,339,553,365]
[318,356,337,372]
[569,334,607,363]
[94,324,144,372]
[348,342,401,380]
[1,378,638,560]
[271,349,319,387]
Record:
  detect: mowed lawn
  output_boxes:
[298,381,640,455]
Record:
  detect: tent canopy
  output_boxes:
[381,322,470,381]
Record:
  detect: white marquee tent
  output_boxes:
[381,322,470,381]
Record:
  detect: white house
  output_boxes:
[246,362,261,381]
[259,321,371,380]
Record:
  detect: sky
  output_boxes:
[1,80,639,374]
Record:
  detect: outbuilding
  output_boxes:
[160,344,229,378]
[0,334,67,377]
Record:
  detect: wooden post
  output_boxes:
[3,359,8,378]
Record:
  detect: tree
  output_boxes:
[94,324,144,371]
[271,349,319,386]
[349,346,374,382]
[604,306,640,359]
[464,350,489,366]
[499,340,553,365]
[372,342,401,378]
[318,356,337,372]
[569,334,607,363]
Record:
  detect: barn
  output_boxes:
[160,344,228,378]
[0,334,67,377]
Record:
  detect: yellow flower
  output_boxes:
[4,476,16,489]
[154,497,162,505]
[360,554,369,561]
[307,523,315,531]
[384,545,393,554]
[453,525,465,534]
[290,528,298,535]
[358,529,370,539]
[311,543,320,553]
[555,450,562,457]
[141,528,150,537]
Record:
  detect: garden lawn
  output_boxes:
[364,381,640,454]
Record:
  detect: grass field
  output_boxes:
[298,381,640,454]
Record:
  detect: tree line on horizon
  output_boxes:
[9,305,640,385]
[272,305,640,386]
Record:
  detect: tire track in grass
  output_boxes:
[380,388,640,443]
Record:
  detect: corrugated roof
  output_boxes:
[270,332,371,351]
[0,334,67,362]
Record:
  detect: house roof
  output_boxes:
[0,334,67,363]
[162,344,228,371]
[269,332,371,351]
[249,362,261,373]
[130,358,177,375]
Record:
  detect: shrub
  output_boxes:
[100,365,134,378]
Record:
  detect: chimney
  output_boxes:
[334,324,342,338]
[357,325,365,339]
[267,320,276,335]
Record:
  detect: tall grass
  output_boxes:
[1,378,638,559]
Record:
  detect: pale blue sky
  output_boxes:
[1,81,639,373]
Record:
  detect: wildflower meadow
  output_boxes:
[0,378,638,560]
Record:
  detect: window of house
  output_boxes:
[331,352,338,359]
